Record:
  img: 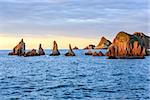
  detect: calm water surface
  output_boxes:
[0,50,150,100]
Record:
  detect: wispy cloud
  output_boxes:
[0,0,149,39]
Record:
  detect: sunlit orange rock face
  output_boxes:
[8,39,25,56]
[95,37,112,49]
[106,31,147,59]
[50,41,60,56]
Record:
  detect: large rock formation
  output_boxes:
[38,44,45,55]
[24,49,39,57]
[8,39,25,56]
[83,44,95,49]
[65,44,76,56]
[105,31,146,59]
[50,41,60,56]
[95,37,112,49]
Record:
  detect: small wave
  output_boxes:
[112,73,124,76]
[130,87,145,91]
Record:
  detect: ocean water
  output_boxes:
[0,50,150,100]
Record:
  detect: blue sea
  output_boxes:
[0,50,150,100]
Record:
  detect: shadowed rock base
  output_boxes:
[65,44,75,56]
[92,51,104,56]
[24,49,40,57]
[85,50,93,55]
[107,56,145,59]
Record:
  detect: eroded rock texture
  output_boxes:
[38,44,45,55]
[65,44,75,56]
[96,37,112,49]
[9,39,25,56]
[50,41,60,56]
[105,31,147,59]
[24,49,39,57]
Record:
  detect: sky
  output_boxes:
[0,0,149,49]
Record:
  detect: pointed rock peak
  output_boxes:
[54,40,57,45]
[20,38,25,43]
[69,44,72,50]
[38,44,45,55]
[39,44,42,48]
[50,40,60,56]
[9,38,26,56]
[101,36,107,41]
[96,36,112,49]
[19,38,25,44]
[21,38,23,42]
[65,44,75,56]
[53,40,58,50]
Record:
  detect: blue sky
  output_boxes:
[0,0,149,39]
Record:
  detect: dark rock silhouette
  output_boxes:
[85,50,93,55]
[83,44,95,49]
[24,49,39,57]
[95,37,112,49]
[73,46,79,50]
[38,44,45,55]
[65,44,75,56]
[105,31,146,59]
[92,51,104,56]
[50,41,60,56]
[8,39,25,56]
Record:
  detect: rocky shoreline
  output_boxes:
[8,31,150,59]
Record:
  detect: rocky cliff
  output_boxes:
[105,31,147,59]
[95,37,112,49]
[9,39,25,56]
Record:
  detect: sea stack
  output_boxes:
[65,44,75,56]
[83,44,95,49]
[73,46,79,50]
[24,49,39,57]
[105,31,146,59]
[38,44,45,55]
[50,41,60,56]
[85,50,93,55]
[92,51,104,56]
[8,39,25,56]
[95,37,112,49]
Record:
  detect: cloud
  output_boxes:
[0,0,149,39]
